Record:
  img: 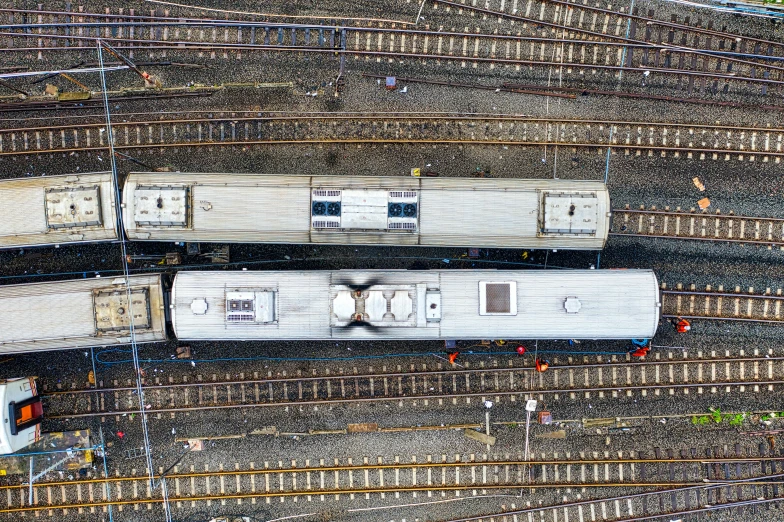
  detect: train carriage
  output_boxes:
[0,172,118,249]
[122,173,611,250]
[0,274,167,353]
[0,377,43,454]
[171,269,660,341]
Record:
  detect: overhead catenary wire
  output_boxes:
[96,40,173,522]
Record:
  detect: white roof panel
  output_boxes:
[0,172,118,248]
[172,270,660,341]
[45,185,102,229]
[542,193,599,234]
[123,173,609,249]
[133,186,188,226]
[0,274,166,353]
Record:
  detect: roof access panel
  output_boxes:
[133,186,189,227]
[44,185,103,229]
[541,193,599,235]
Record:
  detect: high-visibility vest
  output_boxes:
[677,320,691,333]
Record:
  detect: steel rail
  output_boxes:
[0,7,412,26]
[0,481,771,514]
[2,28,783,86]
[1,458,782,514]
[615,208,784,222]
[2,112,782,132]
[3,138,783,159]
[3,3,781,56]
[5,454,784,490]
[0,27,771,69]
[6,7,784,72]
[665,289,784,300]
[610,231,784,247]
[611,207,784,247]
[40,355,784,397]
[434,0,784,59]
[2,114,784,158]
[448,493,784,522]
[445,468,784,522]
[503,81,784,110]
[45,379,784,419]
[661,288,784,323]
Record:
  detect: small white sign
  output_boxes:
[525,399,538,412]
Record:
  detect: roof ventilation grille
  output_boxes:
[313,189,341,198]
[479,281,518,316]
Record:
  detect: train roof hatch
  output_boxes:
[541,192,598,235]
[134,185,189,227]
[479,281,517,316]
[45,185,103,229]
[93,288,152,332]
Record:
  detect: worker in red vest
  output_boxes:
[629,339,650,357]
[671,317,691,333]
[535,358,550,372]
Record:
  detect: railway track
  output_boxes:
[448,445,784,521]
[612,205,784,248]
[432,0,784,63]
[2,448,782,515]
[2,9,784,95]
[43,353,783,420]
[663,284,784,323]
[0,112,783,160]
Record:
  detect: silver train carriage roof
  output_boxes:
[0,274,166,354]
[123,173,610,250]
[171,269,660,341]
[0,172,118,249]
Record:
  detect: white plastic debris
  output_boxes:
[400,86,408,93]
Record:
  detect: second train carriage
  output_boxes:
[0,274,167,354]
[122,173,611,249]
[171,269,661,341]
[0,172,118,249]
[0,269,660,354]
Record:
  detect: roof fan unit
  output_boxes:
[386,191,419,232]
[327,202,341,216]
[311,189,342,229]
[312,201,327,216]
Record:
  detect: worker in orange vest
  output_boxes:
[629,339,650,357]
[447,352,459,365]
[671,317,691,333]
[535,358,550,372]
